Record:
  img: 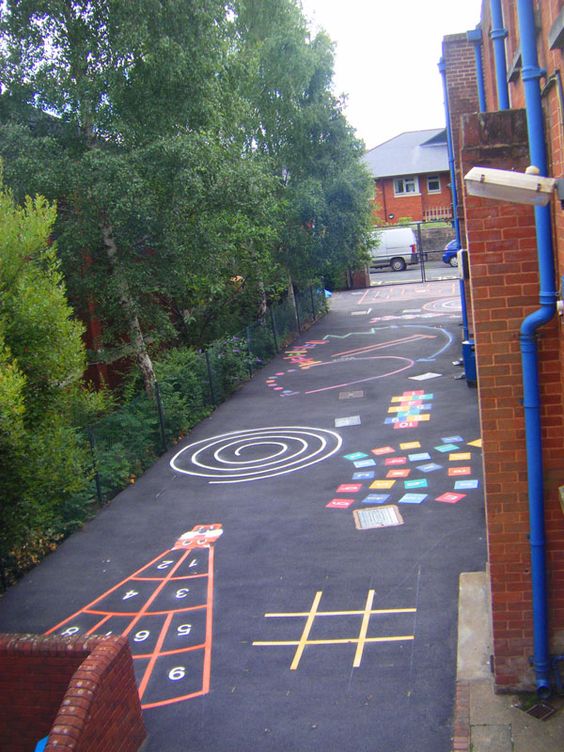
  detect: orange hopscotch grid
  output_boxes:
[45,524,222,710]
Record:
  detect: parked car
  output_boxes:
[442,239,459,266]
[369,227,419,272]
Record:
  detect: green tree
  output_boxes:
[0,176,92,578]
[0,0,280,392]
[235,0,373,293]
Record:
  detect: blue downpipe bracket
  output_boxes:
[517,0,558,697]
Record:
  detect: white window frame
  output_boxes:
[427,175,441,193]
[393,176,420,196]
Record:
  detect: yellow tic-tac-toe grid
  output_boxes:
[253,590,415,670]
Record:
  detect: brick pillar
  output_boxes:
[442,33,480,244]
[460,108,564,690]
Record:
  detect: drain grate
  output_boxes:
[353,505,404,530]
[523,702,556,721]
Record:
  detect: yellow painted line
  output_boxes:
[290,591,323,670]
[253,636,415,647]
[353,589,375,668]
[264,607,416,618]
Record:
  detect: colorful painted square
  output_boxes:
[400,441,421,450]
[343,452,369,461]
[449,452,472,461]
[361,493,390,504]
[337,483,363,493]
[352,471,375,480]
[353,459,377,468]
[408,452,431,462]
[417,463,443,473]
[442,435,464,443]
[371,446,396,456]
[404,478,428,489]
[326,498,355,509]
[386,468,411,479]
[435,443,460,453]
[448,466,472,476]
[454,479,479,490]
[398,493,427,504]
[435,492,466,504]
[370,479,396,489]
[384,456,407,466]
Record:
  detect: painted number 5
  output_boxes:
[169,666,186,681]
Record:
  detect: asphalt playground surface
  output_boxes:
[0,281,487,752]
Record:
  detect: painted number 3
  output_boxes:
[169,666,186,681]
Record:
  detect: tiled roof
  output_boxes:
[363,129,449,179]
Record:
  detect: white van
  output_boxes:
[369,227,418,271]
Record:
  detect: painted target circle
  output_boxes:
[170,426,343,484]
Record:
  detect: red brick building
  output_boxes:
[362,129,453,225]
[443,1,564,693]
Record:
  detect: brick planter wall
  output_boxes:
[0,634,146,752]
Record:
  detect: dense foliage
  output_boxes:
[0,0,371,582]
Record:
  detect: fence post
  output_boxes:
[294,292,302,334]
[309,286,316,319]
[87,428,103,506]
[269,305,279,352]
[204,349,217,405]
[416,222,426,283]
[154,382,167,454]
[246,326,254,377]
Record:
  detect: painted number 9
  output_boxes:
[133,630,150,642]
[169,666,186,681]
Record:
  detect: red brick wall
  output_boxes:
[461,108,564,691]
[371,172,451,224]
[0,634,146,752]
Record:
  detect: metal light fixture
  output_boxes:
[464,165,556,206]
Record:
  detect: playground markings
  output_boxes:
[253,590,415,670]
[46,525,222,710]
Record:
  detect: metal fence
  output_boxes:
[86,285,326,505]
[368,221,459,286]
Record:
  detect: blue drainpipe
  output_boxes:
[516,0,557,697]
[467,28,487,112]
[438,57,469,341]
[490,0,510,110]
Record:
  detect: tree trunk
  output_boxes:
[100,220,156,398]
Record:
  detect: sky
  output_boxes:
[299,0,483,150]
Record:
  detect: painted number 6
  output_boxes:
[169,666,186,681]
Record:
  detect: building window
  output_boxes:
[394,176,419,195]
[427,175,441,193]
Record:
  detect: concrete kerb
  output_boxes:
[453,571,564,752]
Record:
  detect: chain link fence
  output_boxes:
[86,285,326,506]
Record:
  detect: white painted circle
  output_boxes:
[170,426,342,484]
